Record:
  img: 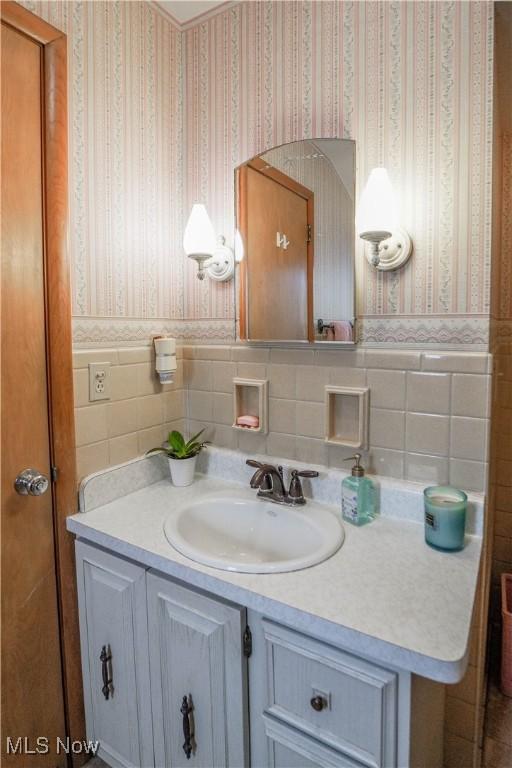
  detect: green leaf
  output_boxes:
[184,429,205,451]
[146,428,209,459]
[168,430,185,452]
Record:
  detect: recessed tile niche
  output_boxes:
[232,378,268,434]
[325,386,369,449]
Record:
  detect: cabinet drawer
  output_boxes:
[262,620,397,768]
[263,715,364,768]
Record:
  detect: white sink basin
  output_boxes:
[163,490,344,573]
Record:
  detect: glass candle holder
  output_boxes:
[424,486,468,552]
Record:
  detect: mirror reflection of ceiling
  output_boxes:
[156,1,226,25]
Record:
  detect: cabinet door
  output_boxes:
[147,571,248,768]
[75,540,153,768]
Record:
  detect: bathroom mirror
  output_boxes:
[235,138,355,344]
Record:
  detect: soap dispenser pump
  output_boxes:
[341,454,376,526]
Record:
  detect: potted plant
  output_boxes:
[146,429,208,487]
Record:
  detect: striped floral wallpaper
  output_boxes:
[23,1,494,348]
[21,0,185,337]
[184,0,494,346]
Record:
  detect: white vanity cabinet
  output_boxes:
[75,540,154,768]
[146,571,249,768]
[75,541,249,768]
[75,540,444,768]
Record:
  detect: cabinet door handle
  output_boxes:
[180,695,193,759]
[100,645,112,700]
[310,695,326,712]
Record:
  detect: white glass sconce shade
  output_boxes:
[183,204,216,258]
[234,229,244,262]
[356,168,398,238]
[356,168,412,270]
[183,204,234,282]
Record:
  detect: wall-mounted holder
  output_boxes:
[324,386,369,449]
[232,378,268,434]
[153,337,177,384]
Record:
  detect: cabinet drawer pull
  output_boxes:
[100,645,112,700]
[180,695,193,759]
[310,695,326,712]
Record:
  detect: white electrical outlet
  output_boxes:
[88,362,111,401]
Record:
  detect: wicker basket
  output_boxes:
[502,573,512,697]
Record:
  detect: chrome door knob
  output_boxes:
[14,468,49,496]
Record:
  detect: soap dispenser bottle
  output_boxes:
[341,454,376,526]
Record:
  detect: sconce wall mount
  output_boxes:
[206,235,235,282]
[363,227,412,271]
[357,168,413,272]
[183,203,234,282]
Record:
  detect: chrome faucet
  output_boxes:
[247,460,319,506]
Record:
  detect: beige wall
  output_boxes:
[182,345,491,492]
[73,347,184,480]
[72,344,491,492]
[444,595,487,767]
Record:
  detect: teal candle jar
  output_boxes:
[424,486,468,552]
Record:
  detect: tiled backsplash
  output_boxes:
[183,346,491,493]
[73,344,491,493]
[73,347,185,479]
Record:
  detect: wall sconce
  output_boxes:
[183,203,234,281]
[356,168,412,271]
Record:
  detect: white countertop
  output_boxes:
[67,463,482,684]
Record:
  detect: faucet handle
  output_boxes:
[246,459,272,491]
[288,468,319,503]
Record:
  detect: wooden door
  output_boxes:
[75,541,154,768]
[1,3,83,764]
[1,19,67,767]
[147,571,249,768]
[239,162,314,342]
